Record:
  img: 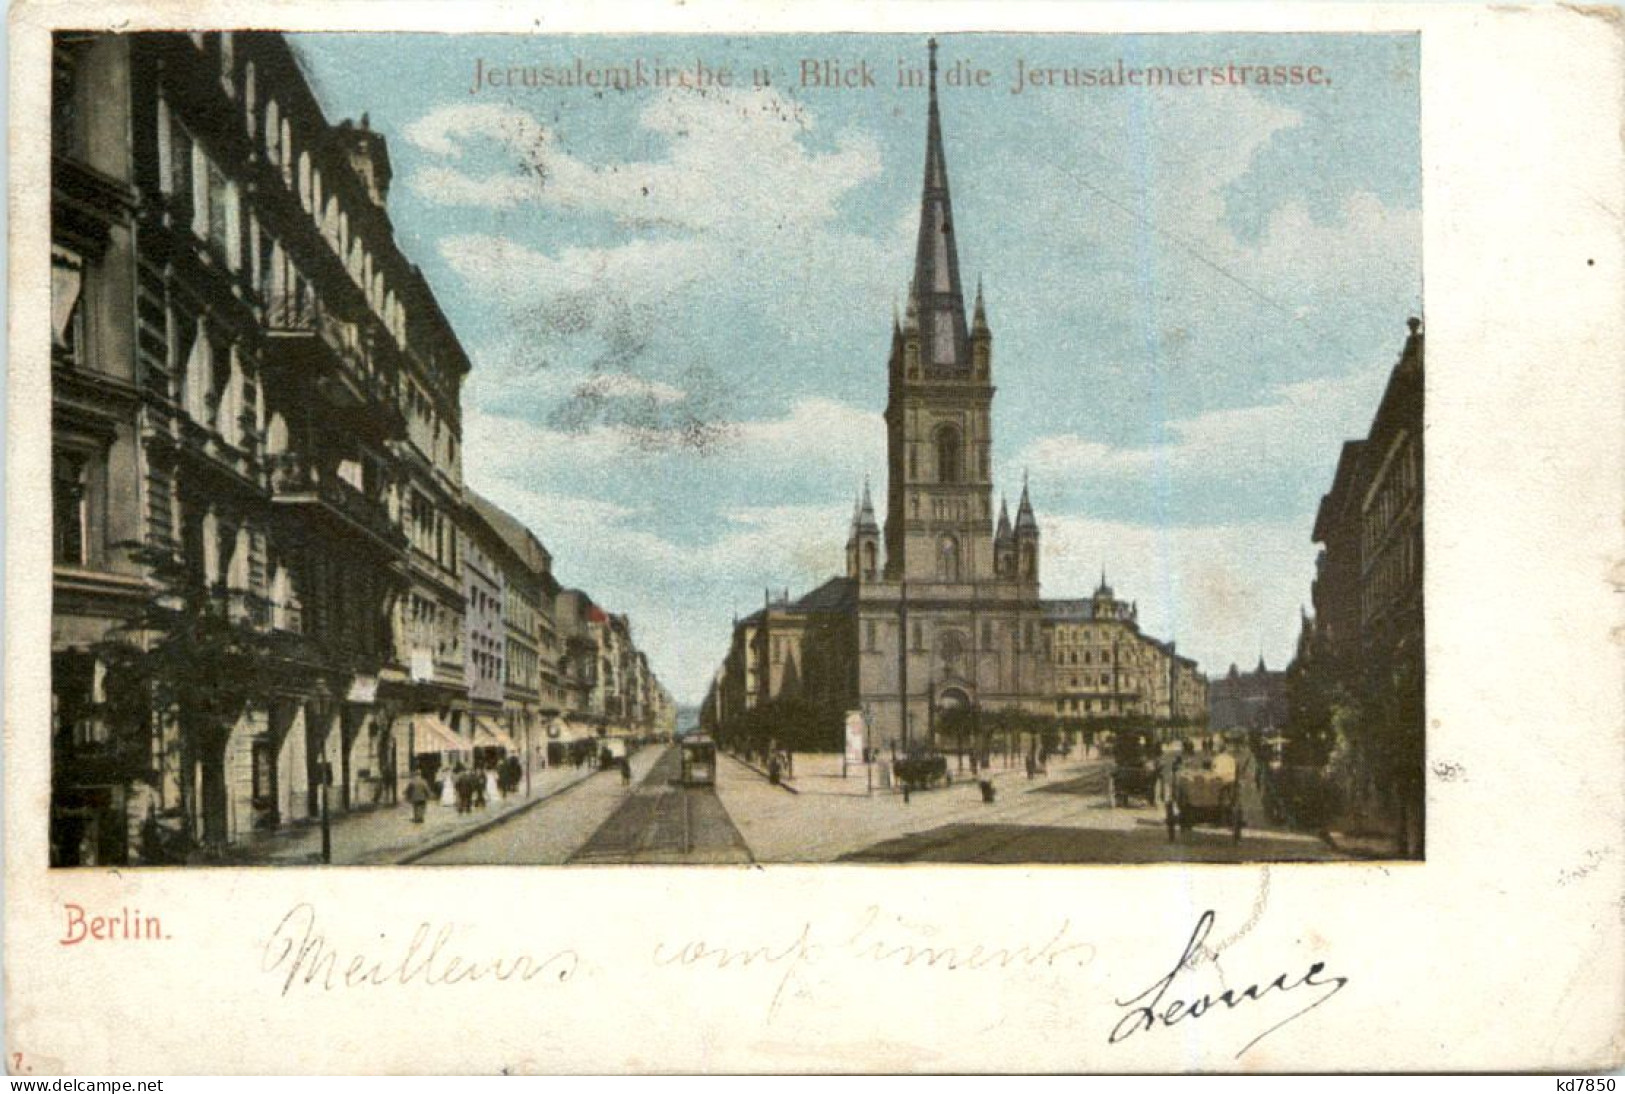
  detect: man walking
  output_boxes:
[404,771,431,823]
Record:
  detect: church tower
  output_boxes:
[883,38,996,584]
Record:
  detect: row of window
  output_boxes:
[406,593,463,662]
[1362,523,1422,625]
[1362,435,1419,559]
[470,648,504,683]
[406,490,459,571]
[169,38,464,482]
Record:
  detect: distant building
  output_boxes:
[1043,578,1209,727]
[1209,658,1288,732]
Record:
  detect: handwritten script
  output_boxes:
[1109,909,1349,1058]
[653,905,1097,1020]
[260,902,1345,1059]
[262,903,580,996]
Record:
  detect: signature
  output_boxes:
[1109,910,1348,1058]
[262,903,579,996]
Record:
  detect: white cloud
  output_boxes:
[1016,361,1391,484]
[403,89,881,231]
[1038,512,1312,680]
[402,102,546,159]
[464,396,884,484]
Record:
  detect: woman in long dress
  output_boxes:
[440,762,459,808]
[485,763,501,805]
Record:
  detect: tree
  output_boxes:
[94,544,296,854]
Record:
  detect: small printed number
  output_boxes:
[1557,1081,1615,1092]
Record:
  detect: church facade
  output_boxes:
[701,42,1206,751]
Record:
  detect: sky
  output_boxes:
[291,32,1422,706]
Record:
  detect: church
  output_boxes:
[701,42,1207,752]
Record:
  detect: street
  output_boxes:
[393,745,1350,865]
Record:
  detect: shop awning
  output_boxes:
[474,717,518,751]
[410,714,469,756]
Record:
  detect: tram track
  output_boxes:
[568,745,751,865]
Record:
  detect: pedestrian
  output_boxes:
[404,772,430,823]
[442,763,460,809]
[768,754,782,786]
[456,768,474,813]
[619,755,632,787]
[485,764,501,805]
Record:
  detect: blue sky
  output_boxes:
[293,33,1421,705]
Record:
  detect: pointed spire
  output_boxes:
[1015,472,1037,532]
[972,276,988,334]
[910,37,970,373]
[995,495,1012,541]
[902,276,920,333]
[856,476,879,532]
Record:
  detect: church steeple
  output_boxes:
[1013,475,1040,583]
[911,37,971,375]
[856,478,879,533]
[1015,476,1038,532]
[881,39,997,583]
[994,495,1015,577]
[848,477,881,582]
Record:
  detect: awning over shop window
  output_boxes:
[409,714,469,756]
[474,717,518,751]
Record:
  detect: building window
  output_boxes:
[912,622,923,651]
[937,535,960,582]
[935,424,962,484]
[864,620,877,652]
[51,247,86,362]
[52,38,89,159]
[53,450,89,565]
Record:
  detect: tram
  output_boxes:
[678,736,718,788]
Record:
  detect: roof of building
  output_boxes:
[466,488,552,576]
[1044,598,1130,622]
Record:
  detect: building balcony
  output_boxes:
[264,293,406,440]
[269,452,406,557]
[172,415,261,494]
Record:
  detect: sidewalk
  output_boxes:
[227,764,601,866]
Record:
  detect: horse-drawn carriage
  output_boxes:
[893,753,950,793]
[1166,750,1243,842]
[1107,731,1160,808]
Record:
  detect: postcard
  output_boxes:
[6,0,1622,1075]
